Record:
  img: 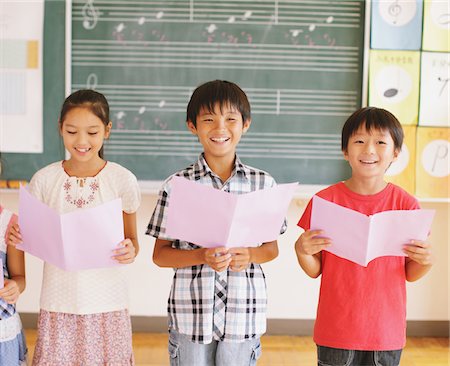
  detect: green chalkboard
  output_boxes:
[5,1,365,184]
[1,1,65,181]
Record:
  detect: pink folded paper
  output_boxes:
[165,176,298,248]
[18,186,124,271]
[310,195,435,266]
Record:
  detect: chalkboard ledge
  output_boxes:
[138,182,450,203]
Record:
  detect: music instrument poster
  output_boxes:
[415,127,450,198]
[419,52,450,127]
[369,50,420,125]
[370,0,423,50]
[422,0,450,52]
[385,125,416,195]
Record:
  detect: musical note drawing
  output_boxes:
[388,0,402,24]
[323,33,336,46]
[154,117,168,130]
[115,23,125,33]
[156,11,164,19]
[82,0,99,30]
[376,65,412,103]
[304,34,315,46]
[308,24,316,32]
[242,11,252,20]
[326,16,334,23]
[139,106,146,114]
[228,16,236,23]
[437,77,449,96]
[86,73,98,89]
[206,24,217,33]
[290,29,303,37]
[116,111,126,119]
[138,17,145,25]
[437,13,450,25]
[158,101,166,108]
[379,0,416,27]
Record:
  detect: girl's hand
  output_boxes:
[0,279,21,304]
[7,224,22,247]
[228,247,251,271]
[295,230,331,256]
[203,247,231,272]
[403,240,433,266]
[113,239,136,264]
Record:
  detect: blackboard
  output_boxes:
[1,1,65,181]
[5,1,366,184]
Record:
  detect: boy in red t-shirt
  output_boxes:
[295,107,433,366]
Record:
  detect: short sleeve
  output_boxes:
[119,170,141,213]
[145,177,172,239]
[28,168,46,202]
[297,198,313,231]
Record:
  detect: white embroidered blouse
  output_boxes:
[28,161,141,314]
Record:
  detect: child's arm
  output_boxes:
[403,239,433,282]
[294,230,331,278]
[153,239,232,272]
[0,245,25,304]
[228,240,278,271]
[113,212,139,263]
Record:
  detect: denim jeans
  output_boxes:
[317,345,402,366]
[168,329,262,366]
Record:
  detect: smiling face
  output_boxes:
[187,102,251,168]
[60,107,111,167]
[344,125,399,184]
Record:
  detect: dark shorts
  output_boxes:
[317,345,402,366]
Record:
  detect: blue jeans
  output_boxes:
[317,345,402,366]
[168,329,262,366]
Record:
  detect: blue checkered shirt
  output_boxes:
[146,154,286,343]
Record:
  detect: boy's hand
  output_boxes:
[403,240,433,266]
[0,279,21,304]
[295,230,331,256]
[7,224,22,247]
[113,238,136,264]
[204,247,231,272]
[228,247,251,271]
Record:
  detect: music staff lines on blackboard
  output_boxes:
[104,130,342,160]
[72,41,359,72]
[80,83,357,116]
[73,0,361,28]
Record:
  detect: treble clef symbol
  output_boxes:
[82,0,99,30]
[388,0,401,24]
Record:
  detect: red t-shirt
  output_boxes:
[298,182,419,351]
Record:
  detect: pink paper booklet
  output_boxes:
[165,176,298,248]
[17,186,124,271]
[310,195,435,267]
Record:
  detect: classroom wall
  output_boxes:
[1,189,448,332]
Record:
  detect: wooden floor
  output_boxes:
[24,329,449,365]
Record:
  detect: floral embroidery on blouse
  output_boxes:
[64,178,99,208]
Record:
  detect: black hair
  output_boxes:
[186,80,251,126]
[59,89,110,158]
[341,107,404,152]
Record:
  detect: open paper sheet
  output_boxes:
[310,195,435,267]
[166,176,297,248]
[18,187,124,271]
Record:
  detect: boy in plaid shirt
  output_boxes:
[146,80,285,366]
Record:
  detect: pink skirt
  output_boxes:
[32,309,134,366]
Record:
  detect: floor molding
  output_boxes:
[20,314,449,337]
